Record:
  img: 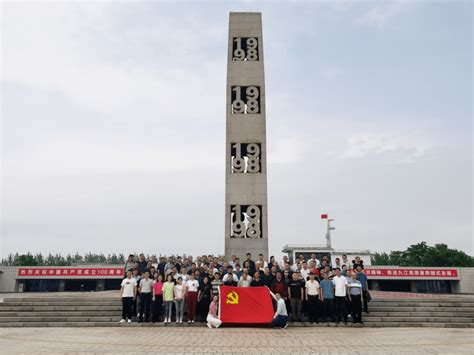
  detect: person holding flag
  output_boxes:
[270,291,289,329]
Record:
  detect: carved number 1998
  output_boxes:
[233,37,258,61]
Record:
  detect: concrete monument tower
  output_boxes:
[225,12,268,260]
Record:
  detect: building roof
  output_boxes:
[282,244,372,255]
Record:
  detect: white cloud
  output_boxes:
[356,1,412,27]
[2,2,224,117]
[3,136,222,176]
[339,131,432,163]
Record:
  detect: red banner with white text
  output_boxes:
[364,267,459,279]
[17,267,124,278]
[219,286,274,324]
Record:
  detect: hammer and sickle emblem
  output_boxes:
[226,291,239,304]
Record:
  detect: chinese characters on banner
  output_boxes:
[364,267,459,279]
[17,268,123,278]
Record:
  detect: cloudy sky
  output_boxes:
[1,1,472,259]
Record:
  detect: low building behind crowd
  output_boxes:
[0,245,473,294]
[283,244,474,294]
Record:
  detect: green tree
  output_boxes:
[35,253,44,265]
[17,253,38,266]
[371,242,474,267]
[371,252,390,265]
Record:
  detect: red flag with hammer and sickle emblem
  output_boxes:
[219,286,274,324]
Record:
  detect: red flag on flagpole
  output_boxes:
[219,286,274,324]
[321,214,328,219]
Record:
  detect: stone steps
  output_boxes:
[2,310,471,318]
[369,302,474,307]
[362,322,473,328]
[367,306,474,312]
[3,307,465,314]
[7,312,470,319]
[364,311,474,317]
[3,312,468,318]
[0,306,122,311]
[0,301,122,307]
[0,316,121,322]
[362,316,473,323]
[373,298,474,302]
[7,305,471,313]
[0,295,472,328]
[0,311,120,317]
[1,298,119,302]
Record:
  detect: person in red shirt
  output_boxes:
[309,260,320,278]
[151,274,164,322]
[271,272,287,297]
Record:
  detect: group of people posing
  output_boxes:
[119,252,370,328]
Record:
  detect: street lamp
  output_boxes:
[325,218,335,249]
[321,214,335,248]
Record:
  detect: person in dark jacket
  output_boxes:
[198,277,213,322]
[137,254,148,274]
[245,253,256,275]
[250,271,264,287]
[261,267,273,287]
[223,272,237,286]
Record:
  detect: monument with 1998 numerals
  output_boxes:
[225,12,268,260]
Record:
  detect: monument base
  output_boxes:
[225,237,269,260]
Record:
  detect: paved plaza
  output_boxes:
[0,327,473,354]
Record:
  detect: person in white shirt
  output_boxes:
[222,267,239,282]
[237,270,252,287]
[185,273,200,323]
[257,254,268,270]
[307,253,321,268]
[132,269,141,317]
[119,270,137,323]
[228,254,237,268]
[173,271,182,281]
[300,262,310,281]
[150,256,158,270]
[279,255,289,271]
[180,267,189,283]
[174,277,185,323]
[332,268,348,324]
[345,268,352,284]
[207,263,219,276]
[348,272,364,324]
[138,271,153,323]
[270,291,288,329]
[341,254,351,269]
[290,257,301,272]
[305,273,321,323]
